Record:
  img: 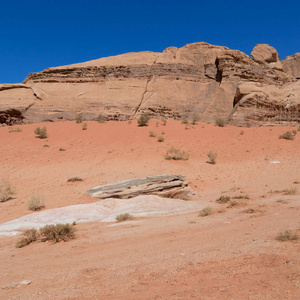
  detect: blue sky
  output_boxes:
[1,0,299,83]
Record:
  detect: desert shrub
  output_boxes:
[216,195,230,203]
[215,118,226,127]
[298,126,300,131]
[227,200,239,208]
[240,130,244,135]
[0,178,16,202]
[157,136,165,142]
[279,131,294,140]
[161,131,165,135]
[43,144,50,147]
[75,114,82,123]
[207,151,217,164]
[67,177,83,182]
[137,114,150,127]
[34,127,48,139]
[192,113,200,125]
[8,127,22,133]
[232,194,250,199]
[156,121,159,127]
[276,230,299,242]
[243,208,256,214]
[28,194,45,211]
[116,213,135,222]
[82,123,87,130]
[292,129,297,135]
[181,119,189,125]
[165,147,189,161]
[59,148,66,151]
[161,118,167,126]
[16,229,39,248]
[40,223,76,243]
[97,114,107,123]
[282,188,297,195]
[149,131,156,137]
[199,207,213,217]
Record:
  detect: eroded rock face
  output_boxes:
[283,53,300,79]
[0,42,299,125]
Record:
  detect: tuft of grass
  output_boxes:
[82,123,87,130]
[216,195,230,203]
[40,223,76,243]
[43,144,50,147]
[0,178,16,202]
[227,201,239,208]
[282,188,297,195]
[232,194,250,200]
[215,118,226,127]
[67,177,83,182]
[199,207,213,217]
[75,114,82,123]
[161,118,167,126]
[276,230,299,242]
[28,194,45,211]
[292,129,297,135]
[34,127,48,139]
[149,130,156,137]
[243,208,256,214]
[116,213,135,222]
[8,127,22,133]
[181,119,189,125]
[156,121,159,127]
[137,114,150,127]
[16,229,39,248]
[165,147,189,161]
[59,148,66,151]
[191,113,200,125]
[239,130,244,135]
[279,131,294,140]
[97,114,107,123]
[157,136,165,142]
[207,151,217,164]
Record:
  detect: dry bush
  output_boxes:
[16,229,39,248]
[116,213,135,222]
[165,147,189,160]
[216,195,230,203]
[157,136,165,142]
[0,178,16,202]
[28,194,45,211]
[40,223,76,243]
[137,114,150,126]
[279,131,294,140]
[161,118,167,126]
[276,230,299,242]
[207,151,217,164]
[215,118,226,127]
[199,207,213,217]
[282,188,297,195]
[97,114,107,123]
[149,131,156,137]
[232,194,250,199]
[75,114,82,123]
[34,127,48,139]
[67,177,83,182]
[82,123,87,130]
[8,127,22,133]
[192,113,200,125]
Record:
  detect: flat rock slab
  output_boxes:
[88,174,194,200]
[0,195,202,236]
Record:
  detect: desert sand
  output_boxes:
[0,120,299,299]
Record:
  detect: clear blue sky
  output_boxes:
[1,0,299,83]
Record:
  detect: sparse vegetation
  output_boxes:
[59,148,66,151]
[207,151,217,164]
[283,188,297,195]
[157,136,165,142]
[137,114,150,127]
[75,114,82,123]
[232,194,250,199]
[279,131,294,140]
[39,223,76,243]
[16,229,39,248]
[192,113,200,125]
[97,114,107,123]
[28,194,45,211]
[82,123,87,130]
[0,178,16,202]
[243,208,256,214]
[199,207,213,217]
[181,119,189,125]
[215,118,226,127]
[216,195,230,203]
[8,127,22,133]
[165,147,189,161]
[161,118,167,126]
[156,121,159,127]
[276,230,299,242]
[227,200,239,208]
[149,130,156,137]
[34,127,48,139]
[240,130,244,135]
[67,177,83,182]
[43,144,50,147]
[116,213,135,222]
[292,129,297,135]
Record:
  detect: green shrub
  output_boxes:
[181,119,189,125]
[82,123,87,130]
[149,131,156,137]
[0,178,16,202]
[75,114,82,123]
[16,229,39,248]
[199,207,213,217]
[97,114,107,123]
[276,230,299,242]
[215,118,226,127]
[279,131,294,140]
[34,127,48,139]
[157,136,165,142]
[28,194,45,211]
[161,118,167,126]
[192,113,200,125]
[207,151,217,164]
[59,148,66,151]
[216,195,230,203]
[240,130,244,135]
[137,114,150,127]
[39,223,76,243]
[116,213,135,222]
[67,177,83,182]
[165,147,189,161]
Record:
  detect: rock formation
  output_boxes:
[0,42,299,126]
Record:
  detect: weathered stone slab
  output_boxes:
[87,174,194,200]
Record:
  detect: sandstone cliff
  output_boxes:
[0,42,299,126]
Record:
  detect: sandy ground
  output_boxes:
[0,120,299,299]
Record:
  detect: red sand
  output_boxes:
[0,120,299,299]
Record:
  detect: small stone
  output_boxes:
[286,260,290,264]
[19,280,32,285]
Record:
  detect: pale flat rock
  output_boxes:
[0,195,201,236]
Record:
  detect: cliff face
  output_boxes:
[0,42,299,125]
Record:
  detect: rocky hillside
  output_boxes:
[0,42,299,126]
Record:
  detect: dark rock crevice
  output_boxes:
[215,58,223,84]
